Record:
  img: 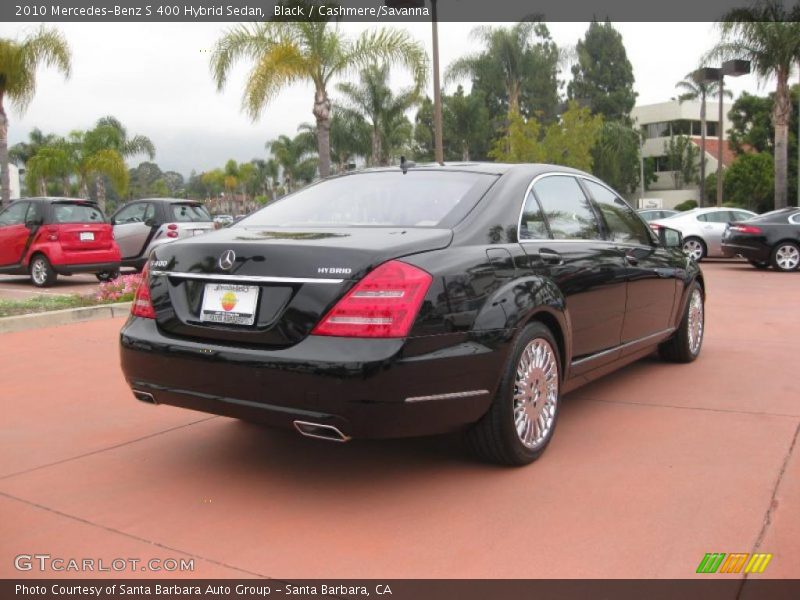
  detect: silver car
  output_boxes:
[650,207,757,261]
[110,198,214,271]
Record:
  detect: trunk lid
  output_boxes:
[147,226,451,347]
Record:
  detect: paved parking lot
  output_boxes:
[0,273,103,301]
[0,262,798,579]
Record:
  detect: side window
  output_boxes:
[533,176,601,240]
[519,190,550,240]
[25,202,43,224]
[696,213,709,223]
[114,203,148,225]
[143,203,155,223]
[584,180,652,246]
[733,211,753,222]
[0,202,29,226]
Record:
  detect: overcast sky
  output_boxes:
[0,21,782,176]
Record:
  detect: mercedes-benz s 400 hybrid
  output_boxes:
[120,164,704,465]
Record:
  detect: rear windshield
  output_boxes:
[240,171,496,228]
[51,203,105,224]
[171,203,212,222]
[749,208,796,223]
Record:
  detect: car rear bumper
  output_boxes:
[119,317,511,439]
[55,261,121,275]
[720,241,770,262]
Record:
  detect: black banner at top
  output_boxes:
[4,0,800,23]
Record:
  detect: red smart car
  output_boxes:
[0,197,121,287]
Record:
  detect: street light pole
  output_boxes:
[431,0,443,165]
[716,74,725,207]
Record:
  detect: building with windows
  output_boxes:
[631,100,736,209]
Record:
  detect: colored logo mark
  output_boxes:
[696,553,772,574]
[221,291,238,312]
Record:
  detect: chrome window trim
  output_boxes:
[150,271,345,284]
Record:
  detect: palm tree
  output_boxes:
[9,127,56,166]
[25,138,74,196]
[336,64,418,166]
[268,132,318,193]
[69,130,128,205]
[0,26,71,206]
[82,116,154,209]
[706,1,800,209]
[299,112,371,174]
[445,20,553,120]
[210,10,428,178]
[675,74,733,206]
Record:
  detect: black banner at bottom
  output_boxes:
[5,579,800,600]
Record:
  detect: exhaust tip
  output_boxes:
[132,389,157,404]
[293,420,350,443]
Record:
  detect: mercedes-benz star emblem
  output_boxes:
[218,250,236,271]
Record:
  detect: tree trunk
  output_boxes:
[508,81,521,119]
[773,72,791,209]
[313,87,332,178]
[699,90,706,208]
[38,177,47,196]
[95,175,106,212]
[62,176,71,196]
[79,178,89,200]
[462,141,470,162]
[0,96,10,207]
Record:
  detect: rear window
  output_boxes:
[240,171,496,228]
[51,203,105,224]
[171,203,212,222]
[750,208,795,223]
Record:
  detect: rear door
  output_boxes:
[112,202,155,258]
[0,202,32,266]
[519,174,627,360]
[697,210,737,256]
[582,179,679,343]
[49,202,115,252]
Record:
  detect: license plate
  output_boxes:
[80,232,95,241]
[200,283,259,326]
[192,229,205,236]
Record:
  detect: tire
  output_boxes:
[770,242,800,272]
[96,269,120,282]
[682,237,707,262]
[29,254,57,288]
[659,281,704,363]
[465,322,561,466]
[748,260,770,270]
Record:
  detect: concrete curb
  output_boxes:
[0,302,132,335]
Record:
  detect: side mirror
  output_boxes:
[659,226,682,249]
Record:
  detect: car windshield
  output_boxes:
[240,171,496,228]
[171,203,212,222]
[51,202,105,223]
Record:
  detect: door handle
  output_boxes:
[624,251,639,266]
[538,250,563,265]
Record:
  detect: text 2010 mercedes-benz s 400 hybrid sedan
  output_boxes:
[120,164,704,466]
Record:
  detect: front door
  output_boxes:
[112,202,155,259]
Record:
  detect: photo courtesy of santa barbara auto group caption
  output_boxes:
[1,0,799,599]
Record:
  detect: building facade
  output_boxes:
[631,100,735,209]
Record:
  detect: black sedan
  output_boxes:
[721,207,800,271]
[120,164,704,465]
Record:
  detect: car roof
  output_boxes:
[134,198,202,204]
[336,162,591,178]
[23,197,96,204]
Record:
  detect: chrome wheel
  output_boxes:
[513,338,559,449]
[31,258,47,285]
[683,238,705,261]
[687,288,704,356]
[774,244,800,271]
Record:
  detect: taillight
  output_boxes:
[649,223,662,231]
[311,260,432,338]
[46,226,59,241]
[729,224,762,235]
[166,224,178,238]
[131,263,156,319]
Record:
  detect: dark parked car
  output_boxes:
[0,197,120,286]
[120,164,704,465]
[110,198,214,272]
[721,207,800,271]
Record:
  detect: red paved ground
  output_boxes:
[0,262,798,579]
[0,273,103,301]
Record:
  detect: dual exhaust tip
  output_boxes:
[133,390,349,443]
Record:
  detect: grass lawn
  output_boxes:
[0,295,120,318]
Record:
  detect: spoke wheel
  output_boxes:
[771,243,800,272]
[659,281,704,363]
[29,255,56,287]
[465,322,562,466]
[686,288,704,356]
[683,238,706,262]
[513,338,559,450]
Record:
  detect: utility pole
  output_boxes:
[431,0,444,165]
[716,75,724,207]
